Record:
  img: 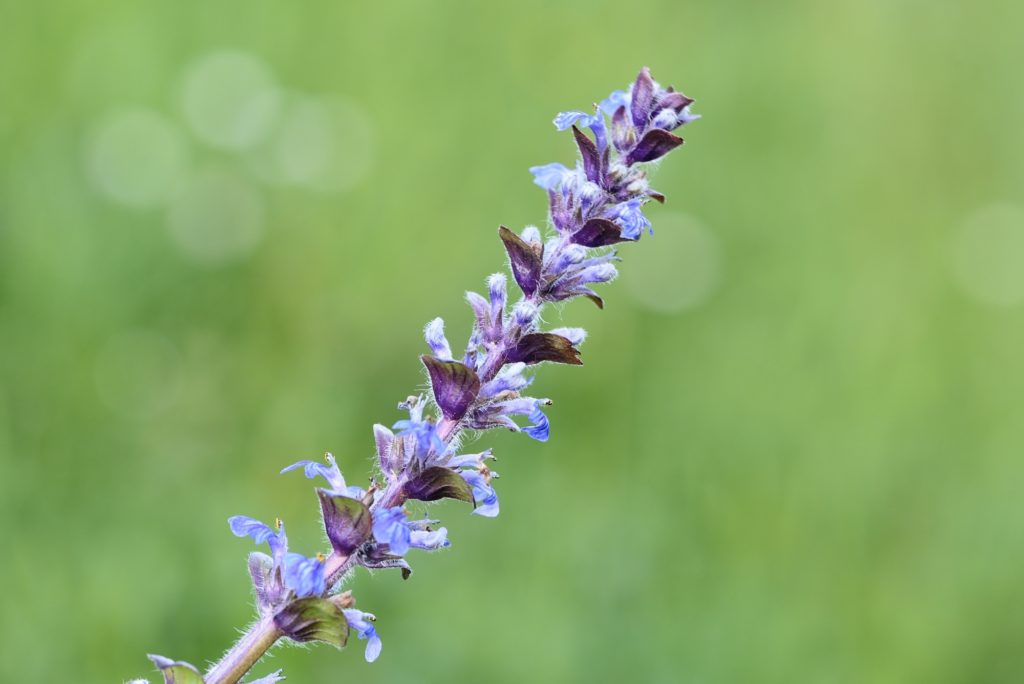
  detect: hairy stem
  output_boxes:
[205,616,282,684]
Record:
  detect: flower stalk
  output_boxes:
[204,618,281,684]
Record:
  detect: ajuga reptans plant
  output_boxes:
[135,67,699,684]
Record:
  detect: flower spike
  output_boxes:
[136,67,699,683]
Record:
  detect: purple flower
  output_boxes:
[529,162,571,191]
[372,506,411,556]
[280,452,365,498]
[576,263,619,286]
[393,395,446,458]
[597,68,698,160]
[445,449,495,469]
[554,111,600,131]
[524,405,550,442]
[606,198,652,239]
[343,609,382,662]
[392,418,445,458]
[677,106,701,126]
[560,169,604,211]
[229,516,286,558]
[548,243,588,274]
[466,393,553,440]
[229,516,325,597]
[599,89,630,115]
[409,526,450,550]
[282,552,326,597]
[480,362,532,398]
[501,397,551,442]
[554,109,607,152]
[461,470,499,517]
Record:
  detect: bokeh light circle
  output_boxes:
[951,203,1024,307]
[180,50,282,150]
[621,212,721,313]
[271,95,374,192]
[85,108,188,208]
[166,167,266,264]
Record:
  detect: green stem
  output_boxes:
[204,615,282,684]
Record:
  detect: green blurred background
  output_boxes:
[2,0,1023,682]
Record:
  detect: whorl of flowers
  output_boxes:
[137,67,699,684]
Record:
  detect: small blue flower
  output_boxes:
[393,418,445,458]
[606,198,652,239]
[575,263,619,286]
[461,470,499,517]
[549,244,587,274]
[343,609,382,662]
[523,405,550,442]
[578,180,605,211]
[409,527,450,550]
[599,89,631,115]
[529,162,571,191]
[473,397,553,442]
[486,396,552,442]
[228,515,278,545]
[280,453,365,498]
[677,105,701,126]
[445,449,495,469]
[480,363,532,398]
[553,110,599,131]
[554,109,608,153]
[229,515,287,559]
[229,516,325,598]
[372,506,411,556]
[282,552,326,597]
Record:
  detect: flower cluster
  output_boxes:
[140,67,697,684]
